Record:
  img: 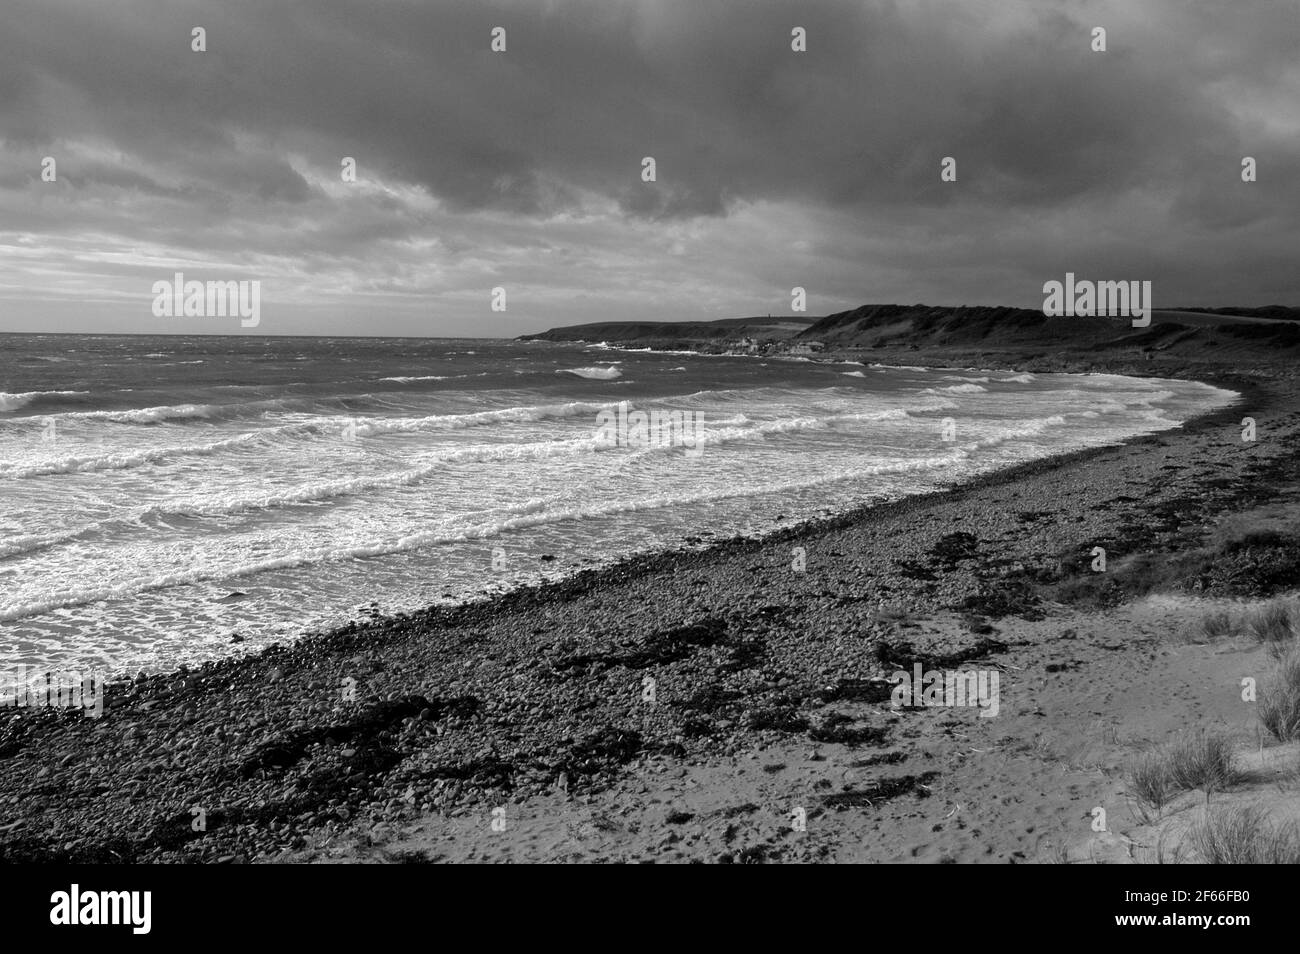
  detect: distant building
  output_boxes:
[788,340,824,355]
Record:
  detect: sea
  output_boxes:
[0,334,1237,674]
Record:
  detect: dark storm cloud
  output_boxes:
[0,0,1297,335]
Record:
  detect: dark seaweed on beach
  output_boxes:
[549,617,733,673]
[673,686,746,714]
[820,772,940,808]
[958,580,1042,619]
[806,710,889,746]
[807,723,889,746]
[894,560,939,581]
[617,618,731,669]
[679,716,718,738]
[415,758,518,790]
[931,531,981,567]
[812,678,895,705]
[554,726,644,780]
[848,752,908,767]
[237,694,479,778]
[719,845,775,864]
[746,706,810,733]
[871,637,1009,671]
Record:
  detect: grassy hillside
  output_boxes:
[518,316,815,345]
[796,303,1300,357]
[519,303,1300,361]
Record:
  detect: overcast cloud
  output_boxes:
[1,0,1297,336]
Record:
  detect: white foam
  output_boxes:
[922,383,989,395]
[44,403,219,424]
[0,401,614,477]
[561,366,623,380]
[0,452,969,624]
[966,416,1067,450]
[140,438,604,516]
[0,429,286,478]
[0,390,88,412]
[0,526,92,560]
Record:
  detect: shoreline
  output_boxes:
[13,354,1249,678]
[0,350,1290,863]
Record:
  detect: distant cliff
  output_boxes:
[796,303,1300,353]
[520,303,1300,354]
[518,316,815,346]
[1170,306,1300,322]
[795,304,1056,347]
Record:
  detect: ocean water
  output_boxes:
[0,334,1236,674]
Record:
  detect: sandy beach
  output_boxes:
[4,336,1299,864]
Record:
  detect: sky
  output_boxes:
[0,0,1297,338]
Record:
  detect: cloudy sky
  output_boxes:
[1,0,1297,337]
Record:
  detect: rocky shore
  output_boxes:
[3,344,1298,863]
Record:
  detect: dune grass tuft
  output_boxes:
[1127,751,1175,816]
[1126,730,1239,816]
[1190,596,1300,653]
[1191,805,1300,864]
[1258,645,1300,743]
[1165,731,1239,794]
[1245,598,1299,650]
[1197,608,1237,642]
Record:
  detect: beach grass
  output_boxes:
[1126,730,1239,814]
[1258,644,1300,743]
[1190,805,1300,864]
